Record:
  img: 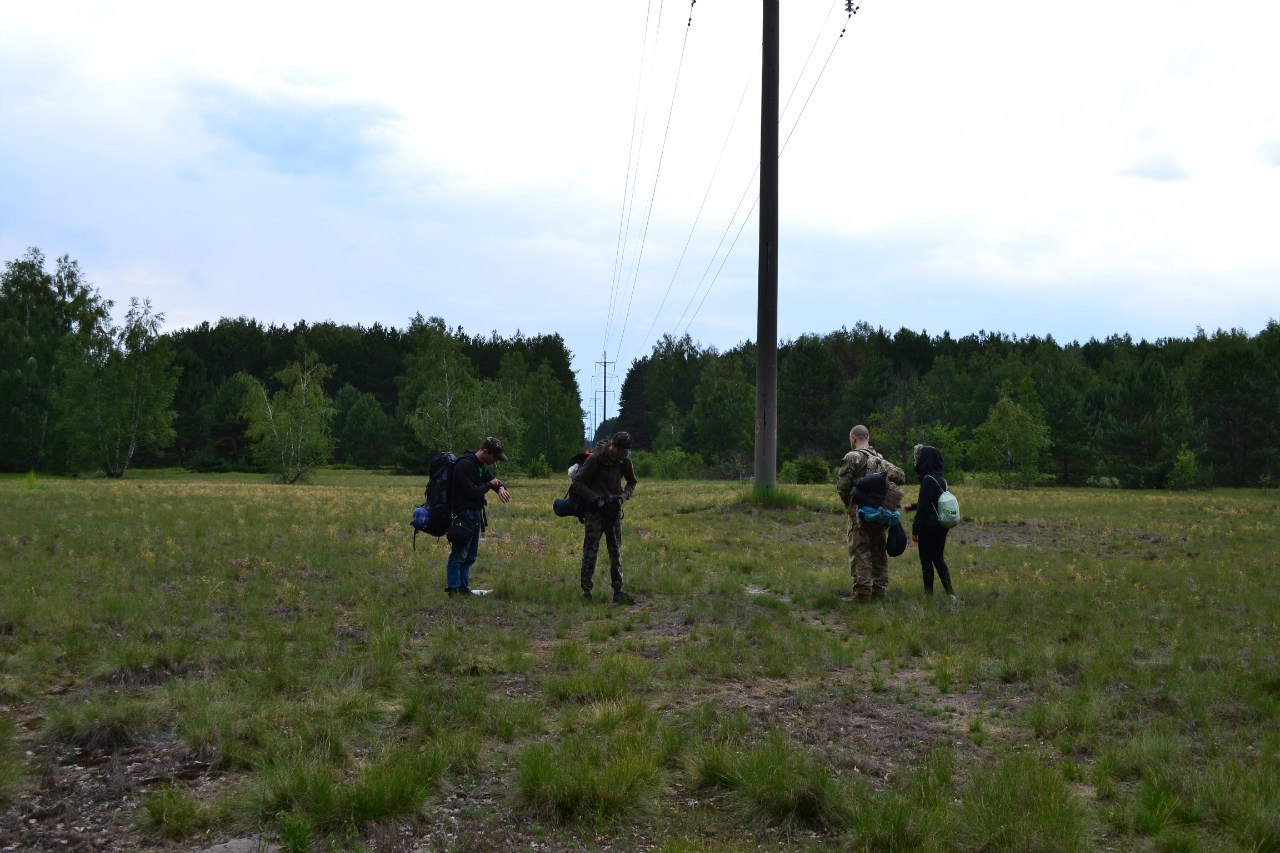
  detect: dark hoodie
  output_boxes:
[911,445,948,535]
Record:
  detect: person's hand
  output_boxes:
[595,497,606,509]
[911,532,919,543]
[496,485,510,504]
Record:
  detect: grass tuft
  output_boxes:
[693,731,854,831]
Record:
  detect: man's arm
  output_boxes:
[621,458,637,500]
[835,450,864,506]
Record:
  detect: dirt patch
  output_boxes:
[0,733,231,853]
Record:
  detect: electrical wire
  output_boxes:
[611,0,699,367]
[676,1,862,342]
[628,75,752,368]
[604,0,661,356]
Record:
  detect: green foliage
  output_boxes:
[514,720,667,823]
[1097,356,1195,488]
[0,248,113,472]
[693,731,854,831]
[690,354,754,465]
[778,334,844,459]
[240,346,335,483]
[630,449,704,479]
[278,808,315,853]
[397,320,523,457]
[143,785,209,838]
[504,356,583,467]
[524,453,552,479]
[791,455,831,485]
[1167,445,1198,491]
[949,753,1089,851]
[0,714,23,803]
[970,395,1051,487]
[44,694,161,751]
[332,384,393,468]
[57,298,179,477]
[4,471,1280,849]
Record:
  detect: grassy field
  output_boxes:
[1,471,1278,852]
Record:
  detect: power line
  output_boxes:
[628,75,752,367]
[604,0,661,357]
[611,0,700,368]
[676,1,862,342]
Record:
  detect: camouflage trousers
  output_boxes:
[846,515,888,601]
[581,510,624,594]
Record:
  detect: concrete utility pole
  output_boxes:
[754,0,780,490]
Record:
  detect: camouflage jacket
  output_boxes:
[837,446,906,513]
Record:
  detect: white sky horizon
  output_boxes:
[3,1,1278,425]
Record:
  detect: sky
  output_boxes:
[2,1,1278,426]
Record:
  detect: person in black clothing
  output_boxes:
[446,436,511,596]
[903,444,956,600]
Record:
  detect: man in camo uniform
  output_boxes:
[836,424,906,602]
[570,432,638,605]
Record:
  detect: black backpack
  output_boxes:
[411,451,457,549]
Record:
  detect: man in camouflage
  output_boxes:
[836,424,906,602]
[570,432,638,605]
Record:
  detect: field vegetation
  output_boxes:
[1,471,1277,851]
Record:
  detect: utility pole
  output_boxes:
[755,0,780,490]
[597,350,615,437]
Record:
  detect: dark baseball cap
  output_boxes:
[481,436,508,461]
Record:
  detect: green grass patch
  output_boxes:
[1,475,1277,849]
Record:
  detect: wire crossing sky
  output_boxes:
[2,0,1277,434]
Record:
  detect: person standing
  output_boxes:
[836,425,905,602]
[446,436,511,597]
[904,444,957,601]
[570,432,638,604]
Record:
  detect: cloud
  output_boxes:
[1263,141,1280,168]
[189,84,398,177]
[1120,154,1190,182]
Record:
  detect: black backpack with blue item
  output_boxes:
[411,451,457,549]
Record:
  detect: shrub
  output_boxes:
[1166,445,1197,491]
[524,453,552,479]
[630,450,704,480]
[792,456,831,485]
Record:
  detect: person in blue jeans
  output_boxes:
[904,444,957,601]
[446,436,511,596]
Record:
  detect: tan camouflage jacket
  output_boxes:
[836,446,906,513]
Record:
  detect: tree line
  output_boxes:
[1,250,585,479]
[613,324,1280,488]
[4,248,1277,487]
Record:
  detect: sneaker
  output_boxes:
[612,590,636,605]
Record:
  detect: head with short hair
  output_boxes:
[849,425,870,449]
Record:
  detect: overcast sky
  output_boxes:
[3,1,1278,424]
